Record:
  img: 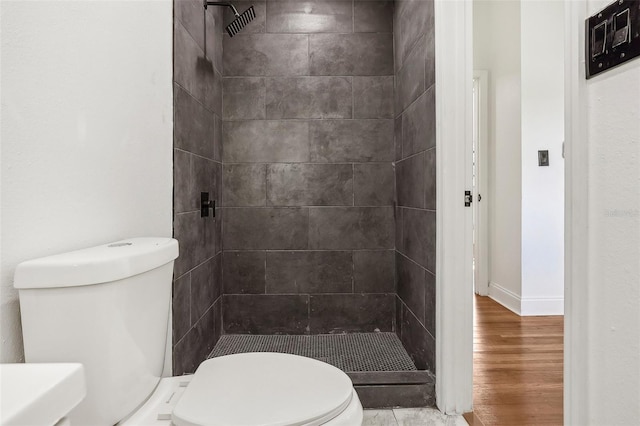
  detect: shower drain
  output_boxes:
[208,332,417,372]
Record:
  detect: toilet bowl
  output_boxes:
[15,238,363,425]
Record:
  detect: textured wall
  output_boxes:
[393,0,436,370]
[172,0,224,374]
[221,0,396,334]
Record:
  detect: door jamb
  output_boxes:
[434,0,474,414]
[472,70,490,296]
[564,1,589,424]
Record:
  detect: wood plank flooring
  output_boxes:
[471,295,563,426]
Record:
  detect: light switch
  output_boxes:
[592,21,607,58]
[613,9,631,47]
[538,150,549,167]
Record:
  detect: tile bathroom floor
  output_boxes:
[364,408,469,425]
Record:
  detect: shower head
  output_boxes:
[225,6,255,37]
[203,2,255,37]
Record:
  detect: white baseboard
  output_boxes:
[521,297,564,316]
[488,282,564,316]
[488,282,522,315]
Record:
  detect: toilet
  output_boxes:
[14,238,363,426]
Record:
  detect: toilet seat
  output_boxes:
[172,352,354,426]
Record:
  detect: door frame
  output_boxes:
[563,1,589,423]
[472,70,490,296]
[435,0,588,419]
[434,0,474,414]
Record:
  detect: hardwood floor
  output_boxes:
[471,295,563,426]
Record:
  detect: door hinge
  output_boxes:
[464,190,473,207]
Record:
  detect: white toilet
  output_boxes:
[15,238,363,426]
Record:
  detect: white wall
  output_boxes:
[0,0,174,362]
[473,0,523,308]
[520,0,565,315]
[578,0,640,421]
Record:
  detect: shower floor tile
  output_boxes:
[208,332,417,372]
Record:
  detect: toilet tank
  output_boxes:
[14,237,179,426]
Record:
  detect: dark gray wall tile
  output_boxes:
[173,307,216,375]
[309,120,394,162]
[213,114,222,162]
[206,8,224,74]
[176,0,205,50]
[212,298,223,344]
[213,253,222,299]
[309,33,393,76]
[174,212,198,277]
[223,164,267,206]
[266,0,353,33]
[309,207,394,249]
[425,148,436,210]
[394,0,433,71]
[396,253,426,326]
[174,22,206,101]
[395,206,403,250]
[424,210,436,273]
[174,0,223,373]
[214,208,222,255]
[224,295,310,334]
[401,207,427,269]
[400,302,434,371]
[266,77,352,119]
[217,0,399,337]
[223,251,266,294]
[395,295,403,334]
[223,207,309,249]
[223,121,309,162]
[395,116,403,160]
[354,250,395,293]
[174,149,194,214]
[402,87,435,157]
[424,24,435,90]
[266,251,353,293]
[190,258,215,324]
[174,212,218,277]
[223,0,266,33]
[193,155,220,207]
[174,85,216,159]
[204,67,222,116]
[354,163,394,206]
[354,0,394,33]
[354,76,394,119]
[424,270,436,337]
[267,164,353,206]
[393,0,436,372]
[396,152,425,208]
[173,274,191,344]
[223,78,266,120]
[401,208,435,272]
[310,294,395,333]
[223,34,309,76]
[395,35,426,114]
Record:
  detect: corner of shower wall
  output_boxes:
[393,0,437,373]
[171,0,224,375]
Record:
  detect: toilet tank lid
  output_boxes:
[14,238,179,289]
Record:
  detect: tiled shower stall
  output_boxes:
[172,0,436,407]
